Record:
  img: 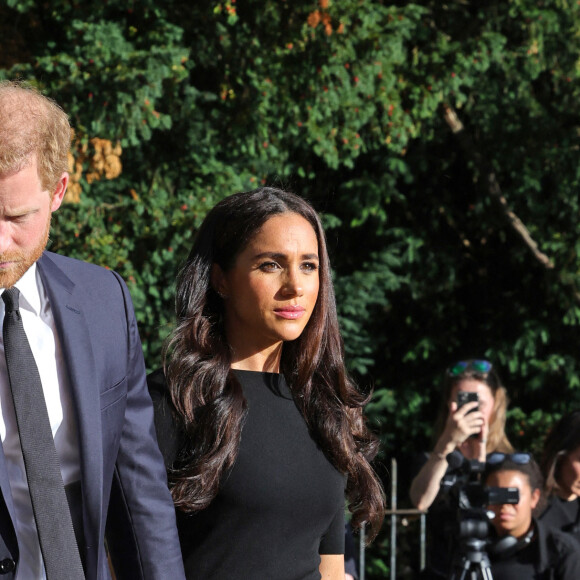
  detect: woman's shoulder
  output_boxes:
[147,368,183,469]
[540,495,577,525]
[147,367,168,397]
[147,368,177,427]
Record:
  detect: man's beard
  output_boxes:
[0,215,51,289]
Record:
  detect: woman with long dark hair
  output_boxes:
[148,187,384,579]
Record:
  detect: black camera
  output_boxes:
[441,452,519,579]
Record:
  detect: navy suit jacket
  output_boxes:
[0,252,185,580]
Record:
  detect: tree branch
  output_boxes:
[443,104,554,270]
[443,105,580,306]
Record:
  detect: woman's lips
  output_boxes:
[274,305,305,319]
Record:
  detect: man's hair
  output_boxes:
[0,80,73,193]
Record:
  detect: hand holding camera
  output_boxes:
[439,392,485,456]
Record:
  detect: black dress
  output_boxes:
[148,369,346,580]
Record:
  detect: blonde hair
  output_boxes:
[485,385,513,454]
[0,80,73,193]
[432,360,514,454]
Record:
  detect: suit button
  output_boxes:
[0,559,15,574]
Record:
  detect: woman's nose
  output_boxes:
[280,268,303,296]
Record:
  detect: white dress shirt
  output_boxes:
[0,263,81,579]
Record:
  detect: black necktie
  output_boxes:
[2,287,85,579]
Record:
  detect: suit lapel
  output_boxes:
[36,253,104,555]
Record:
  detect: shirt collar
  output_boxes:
[1,263,42,316]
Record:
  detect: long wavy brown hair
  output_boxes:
[432,360,513,454]
[164,187,385,540]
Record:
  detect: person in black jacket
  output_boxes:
[484,453,580,580]
[539,411,580,542]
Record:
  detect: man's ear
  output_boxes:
[210,263,228,298]
[50,172,69,211]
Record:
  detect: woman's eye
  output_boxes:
[259,261,280,272]
[301,262,318,272]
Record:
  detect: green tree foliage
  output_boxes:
[2,0,580,575]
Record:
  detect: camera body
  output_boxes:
[442,453,519,543]
[441,453,520,578]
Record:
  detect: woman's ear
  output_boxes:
[211,263,228,298]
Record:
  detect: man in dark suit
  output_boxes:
[0,82,185,579]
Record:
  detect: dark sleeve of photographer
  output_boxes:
[490,518,580,580]
[547,525,580,580]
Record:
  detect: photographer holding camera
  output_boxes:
[410,360,514,579]
[484,453,580,579]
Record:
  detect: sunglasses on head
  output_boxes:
[486,452,532,466]
[447,359,492,377]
